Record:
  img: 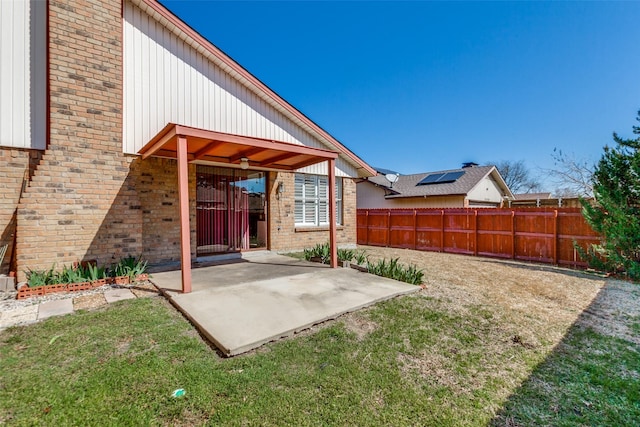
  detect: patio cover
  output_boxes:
[138,123,340,293]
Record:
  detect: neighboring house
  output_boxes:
[0,0,375,288]
[357,164,513,209]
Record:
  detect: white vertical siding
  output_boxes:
[123,2,356,177]
[0,0,46,150]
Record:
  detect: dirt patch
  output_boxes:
[73,294,107,311]
[341,311,379,341]
[398,351,468,394]
[576,280,640,344]
[129,282,160,298]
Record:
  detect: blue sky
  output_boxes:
[161,1,640,188]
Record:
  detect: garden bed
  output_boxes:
[19,256,149,300]
[16,275,149,300]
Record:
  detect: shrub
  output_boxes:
[367,258,424,285]
[87,264,107,281]
[303,243,331,264]
[303,243,356,264]
[580,110,640,279]
[112,255,148,280]
[60,264,88,284]
[353,250,368,266]
[337,248,355,263]
[26,268,51,288]
[24,256,148,288]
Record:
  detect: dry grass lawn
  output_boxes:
[360,245,638,345]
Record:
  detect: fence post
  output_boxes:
[511,210,516,259]
[413,210,417,250]
[440,210,445,252]
[553,209,559,265]
[365,210,369,245]
[387,210,391,247]
[474,210,478,256]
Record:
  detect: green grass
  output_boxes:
[493,326,640,426]
[1,295,638,426]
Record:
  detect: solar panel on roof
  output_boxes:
[416,171,465,186]
[417,173,445,185]
[439,171,465,182]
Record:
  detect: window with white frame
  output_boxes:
[294,174,343,226]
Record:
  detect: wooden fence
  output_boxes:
[357,208,600,268]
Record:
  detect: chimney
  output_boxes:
[462,162,479,168]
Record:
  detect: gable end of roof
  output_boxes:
[130,0,375,177]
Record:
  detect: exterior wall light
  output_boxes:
[276,181,284,199]
[240,157,249,170]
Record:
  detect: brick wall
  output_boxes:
[10,0,360,280]
[268,171,357,252]
[15,0,139,280]
[136,157,197,264]
[0,148,42,274]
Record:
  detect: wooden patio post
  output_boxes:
[328,159,338,268]
[177,135,192,293]
[473,210,478,256]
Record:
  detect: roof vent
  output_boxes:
[462,162,478,168]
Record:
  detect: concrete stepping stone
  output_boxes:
[0,305,39,329]
[38,299,74,320]
[104,288,136,303]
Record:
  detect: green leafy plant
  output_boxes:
[87,263,107,282]
[337,248,355,263]
[60,264,88,284]
[26,264,64,287]
[26,268,49,288]
[367,257,424,285]
[113,255,148,280]
[353,250,368,266]
[303,243,356,265]
[303,243,331,264]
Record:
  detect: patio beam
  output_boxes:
[193,140,226,161]
[177,135,192,293]
[229,147,267,164]
[259,152,301,168]
[289,157,331,171]
[141,125,177,160]
[328,158,338,268]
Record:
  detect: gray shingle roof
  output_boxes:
[367,165,503,198]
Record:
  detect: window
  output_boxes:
[294,174,342,226]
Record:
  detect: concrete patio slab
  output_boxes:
[104,288,136,303]
[154,253,419,356]
[38,299,74,320]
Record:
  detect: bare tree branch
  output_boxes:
[494,160,541,194]
[541,149,595,197]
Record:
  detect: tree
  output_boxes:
[580,110,640,279]
[494,160,541,193]
[543,149,595,197]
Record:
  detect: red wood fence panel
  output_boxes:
[357,208,600,268]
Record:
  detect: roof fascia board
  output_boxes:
[466,166,514,199]
[490,167,515,198]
